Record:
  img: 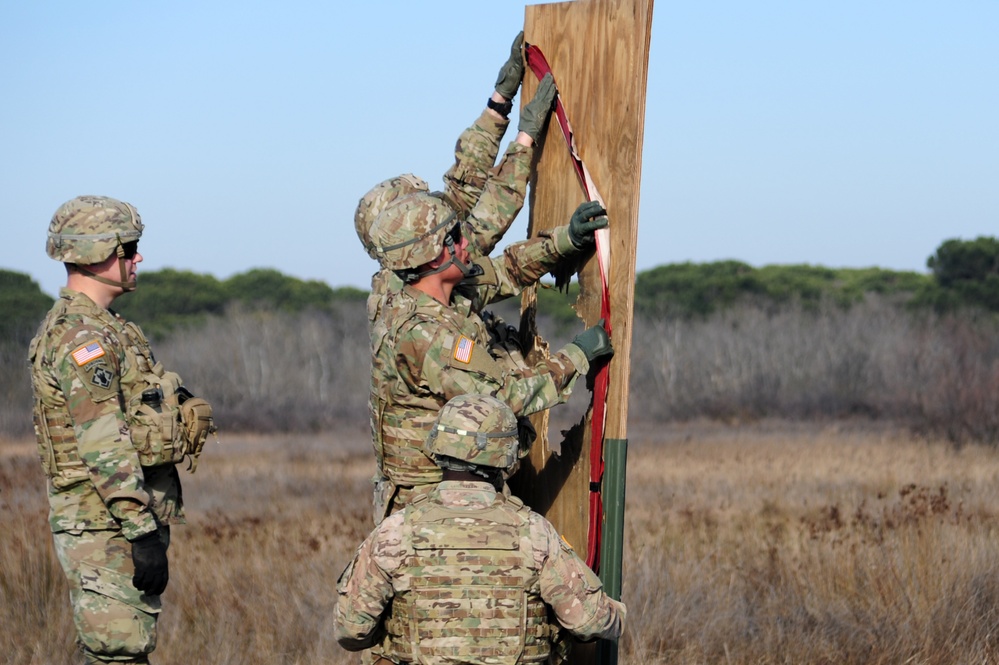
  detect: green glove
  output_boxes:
[570,319,613,364]
[494,31,525,100]
[568,200,609,248]
[518,72,556,141]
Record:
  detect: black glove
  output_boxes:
[131,530,169,596]
[570,319,613,364]
[517,416,537,457]
[518,72,556,141]
[568,200,609,248]
[494,31,525,100]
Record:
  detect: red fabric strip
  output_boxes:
[525,42,612,571]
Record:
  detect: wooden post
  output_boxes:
[510,0,652,647]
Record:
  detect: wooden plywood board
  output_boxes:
[510,0,653,553]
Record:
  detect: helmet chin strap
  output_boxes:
[417,236,482,280]
[76,241,136,291]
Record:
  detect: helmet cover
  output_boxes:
[425,394,520,471]
[47,195,143,265]
[369,192,456,271]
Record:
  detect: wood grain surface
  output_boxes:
[510,0,653,557]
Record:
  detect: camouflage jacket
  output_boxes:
[335,480,627,660]
[369,227,589,489]
[28,288,183,540]
[368,110,533,325]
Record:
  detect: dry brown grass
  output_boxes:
[624,420,999,664]
[4,420,999,664]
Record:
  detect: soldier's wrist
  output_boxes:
[121,513,159,541]
[552,225,577,256]
[487,97,514,119]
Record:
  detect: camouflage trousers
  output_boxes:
[53,528,169,664]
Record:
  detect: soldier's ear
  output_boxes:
[423,248,449,270]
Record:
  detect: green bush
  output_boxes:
[113,268,367,339]
[921,237,999,312]
[634,262,928,318]
[0,269,54,342]
[224,268,366,312]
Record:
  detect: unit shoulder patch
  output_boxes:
[91,366,114,389]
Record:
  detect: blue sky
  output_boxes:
[3,1,997,298]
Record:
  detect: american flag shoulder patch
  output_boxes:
[71,341,106,366]
[453,335,474,364]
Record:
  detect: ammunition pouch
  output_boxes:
[178,395,216,472]
[126,367,187,467]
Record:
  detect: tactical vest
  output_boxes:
[370,295,449,488]
[115,318,190,468]
[384,494,553,665]
[371,289,522,491]
[31,297,189,488]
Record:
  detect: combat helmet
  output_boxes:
[47,195,144,290]
[369,191,458,272]
[47,195,143,264]
[425,394,520,472]
[354,174,430,260]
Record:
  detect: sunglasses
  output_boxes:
[446,223,462,246]
[120,241,139,260]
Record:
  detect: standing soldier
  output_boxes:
[358,32,583,522]
[335,394,626,664]
[367,179,613,520]
[28,195,214,665]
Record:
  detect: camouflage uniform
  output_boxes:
[28,196,208,665]
[369,225,589,515]
[359,109,541,519]
[335,395,626,664]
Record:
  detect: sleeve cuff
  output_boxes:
[121,511,159,541]
[560,343,590,376]
[504,141,533,159]
[476,108,510,133]
[553,225,578,256]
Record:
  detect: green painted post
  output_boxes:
[599,437,628,665]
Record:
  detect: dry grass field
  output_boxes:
[4,419,999,664]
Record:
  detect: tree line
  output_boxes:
[2,236,997,442]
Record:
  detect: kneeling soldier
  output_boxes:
[335,394,626,664]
